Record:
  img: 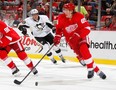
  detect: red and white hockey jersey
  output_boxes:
[56,12,91,42]
[0,20,20,47]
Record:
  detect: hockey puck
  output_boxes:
[35,82,38,86]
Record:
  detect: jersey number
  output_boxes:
[4,27,10,33]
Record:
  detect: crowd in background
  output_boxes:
[0,0,116,30]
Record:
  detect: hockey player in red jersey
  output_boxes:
[0,20,38,76]
[53,3,106,79]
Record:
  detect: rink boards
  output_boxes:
[9,29,116,65]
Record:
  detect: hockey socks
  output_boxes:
[2,57,20,76]
[23,57,38,75]
[93,63,106,79]
[55,48,66,63]
[47,52,57,64]
[59,55,66,63]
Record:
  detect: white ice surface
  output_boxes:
[0,57,116,90]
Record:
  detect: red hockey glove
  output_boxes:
[53,35,61,46]
[69,33,81,49]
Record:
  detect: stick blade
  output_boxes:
[14,79,22,85]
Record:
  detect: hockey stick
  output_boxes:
[14,44,54,85]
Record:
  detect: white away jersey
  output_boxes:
[24,15,52,37]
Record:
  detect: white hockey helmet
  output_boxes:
[31,9,38,15]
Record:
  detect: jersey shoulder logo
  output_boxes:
[81,18,86,24]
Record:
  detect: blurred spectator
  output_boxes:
[15,7,23,22]
[52,0,59,15]
[74,0,89,19]
[101,18,112,30]
[2,0,20,6]
[44,3,54,21]
[18,0,23,8]
[82,0,89,5]
[101,0,114,15]
[4,14,15,26]
[106,8,112,15]
[27,3,32,17]
[32,0,43,9]
[105,8,114,16]
[111,1,116,15]
[0,1,3,9]
[106,0,114,8]
[101,0,108,10]
[37,0,43,4]
[87,0,98,14]
[35,3,45,15]
[0,10,6,20]
[0,15,3,21]
[109,15,116,30]
[101,15,116,30]
[53,0,59,9]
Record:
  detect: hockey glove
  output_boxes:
[18,25,29,35]
[52,27,56,33]
[69,33,81,48]
[53,35,61,46]
[21,27,27,35]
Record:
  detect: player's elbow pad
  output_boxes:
[0,37,11,47]
[46,22,54,29]
[18,25,30,31]
[79,27,90,38]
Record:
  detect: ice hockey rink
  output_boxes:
[0,57,116,90]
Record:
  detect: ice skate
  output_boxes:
[87,70,94,79]
[59,55,66,63]
[12,67,21,77]
[51,58,57,64]
[98,71,106,79]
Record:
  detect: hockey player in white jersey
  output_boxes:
[19,9,65,64]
